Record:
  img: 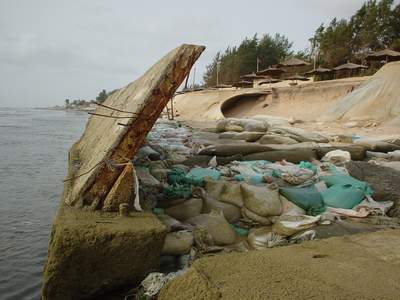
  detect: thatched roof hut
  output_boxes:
[277,58,311,67]
[333,62,368,71]
[233,80,253,88]
[305,67,333,76]
[240,72,265,81]
[366,49,400,63]
[256,67,285,77]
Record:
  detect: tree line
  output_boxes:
[203,0,400,86]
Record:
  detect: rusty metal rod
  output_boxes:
[94,102,138,114]
[88,112,135,119]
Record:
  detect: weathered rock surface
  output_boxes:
[42,206,167,300]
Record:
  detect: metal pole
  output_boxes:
[192,67,196,89]
[216,62,220,86]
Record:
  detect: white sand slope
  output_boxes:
[323,61,400,122]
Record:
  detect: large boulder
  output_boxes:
[42,206,167,300]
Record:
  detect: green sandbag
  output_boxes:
[321,184,365,209]
[320,174,374,196]
[186,167,221,186]
[167,167,188,185]
[279,185,326,216]
[163,184,192,199]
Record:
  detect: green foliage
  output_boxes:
[96,89,108,103]
[311,0,400,67]
[203,34,293,86]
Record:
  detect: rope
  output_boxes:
[63,158,132,182]
[88,112,135,119]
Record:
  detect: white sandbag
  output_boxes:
[241,183,282,217]
[322,150,351,165]
[247,227,287,250]
[272,215,320,236]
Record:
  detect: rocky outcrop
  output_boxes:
[42,206,167,300]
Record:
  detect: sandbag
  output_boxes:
[186,211,237,245]
[243,149,317,164]
[316,145,366,161]
[186,167,221,185]
[205,179,244,208]
[241,184,282,217]
[241,207,272,225]
[225,124,244,132]
[199,144,274,157]
[320,174,373,196]
[200,190,241,223]
[321,185,365,209]
[204,178,225,199]
[354,138,400,153]
[219,181,244,207]
[280,195,306,216]
[247,227,287,250]
[157,214,181,231]
[219,132,238,139]
[136,145,161,160]
[279,185,326,216]
[272,127,329,143]
[241,119,269,132]
[165,198,203,221]
[321,150,351,166]
[258,134,298,145]
[162,231,194,255]
[150,168,169,182]
[233,131,265,142]
[272,215,320,236]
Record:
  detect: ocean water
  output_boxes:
[0,108,88,300]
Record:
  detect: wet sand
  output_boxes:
[160,229,400,300]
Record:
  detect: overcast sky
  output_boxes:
[0,0,391,107]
